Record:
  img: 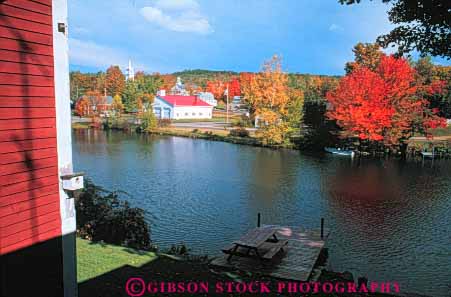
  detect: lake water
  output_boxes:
[72,129,451,297]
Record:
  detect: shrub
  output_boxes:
[75,179,152,250]
[234,116,253,128]
[140,110,158,131]
[229,127,250,137]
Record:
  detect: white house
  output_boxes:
[197,92,217,107]
[153,91,214,120]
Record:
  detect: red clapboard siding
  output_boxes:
[0,175,59,197]
[0,118,56,130]
[0,147,56,164]
[0,4,52,25]
[0,73,54,86]
[0,26,53,45]
[28,0,52,7]
[0,194,59,218]
[0,37,53,57]
[1,220,61,248]
[1,209,60,237]
[0,166,57,186]
[0,107,55,119]
[0,97,55,108]
[0,201,59,227]
[0,49,53,65]
[0,227,60,255]
[0,137,56,153]
[0,0,62,255]
[1,156,57,175]
[0,85,54,97]
[0,15,52,35]
[0,127,57,142]
[0,59,53,75]
[1,0,52,15]
[0,183,59,208]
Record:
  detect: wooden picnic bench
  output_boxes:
[222,227,288,262]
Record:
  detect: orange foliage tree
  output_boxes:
[159,74,177,91]
[75,97,90,116]
[326,54,446,152]
[206,80,226,101]
[105,65,125,96]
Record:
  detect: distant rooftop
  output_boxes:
[158,95,211,107]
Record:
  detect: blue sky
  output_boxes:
[68,0,450,75]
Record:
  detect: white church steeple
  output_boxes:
[127,59,134,81]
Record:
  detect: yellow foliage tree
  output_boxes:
[112,94,124,114]
[242,55,292,144]
[246,55,289,116]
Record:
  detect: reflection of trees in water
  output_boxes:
[244,148,302,222]
[323,158,451,297]
[324,158,450,243]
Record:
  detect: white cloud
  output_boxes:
[69,38,130,69]
[140,0,213,34]
[329,23,344,32]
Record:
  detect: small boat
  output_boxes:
[325,147,355,157]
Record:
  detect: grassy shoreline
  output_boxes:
[148,127,297,149]
[72,119,451,154]
[77,238,420,297]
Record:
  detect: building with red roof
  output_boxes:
[153,90,214,119]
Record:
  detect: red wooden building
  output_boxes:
[0,1,77,296]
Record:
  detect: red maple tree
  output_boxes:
[228,78,241,98]
[326,55,445,147]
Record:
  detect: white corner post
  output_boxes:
[53,0,77,296]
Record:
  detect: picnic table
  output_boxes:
[222,227,288,262]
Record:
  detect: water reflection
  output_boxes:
[73,130,451,297]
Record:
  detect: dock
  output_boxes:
[210,225,330,281]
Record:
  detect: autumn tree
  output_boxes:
[105,66,126,96]
[245,55,290,115]
[206,80,226,101]
[135,73,162,108]
[415,57,451,118]
[112,94,124,113]
[241,55,292,145]
[70,71,99,100]
[85,90,106,114]
[122,80,142,112]
[75,97,90,116]
[345,43,383,74]
[228,78,241,98]
[327,54,446,154]
[286,88,304,134]
[159,74,177,90]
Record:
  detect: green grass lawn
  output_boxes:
[76,238,157,283]
[77,238,399,297]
